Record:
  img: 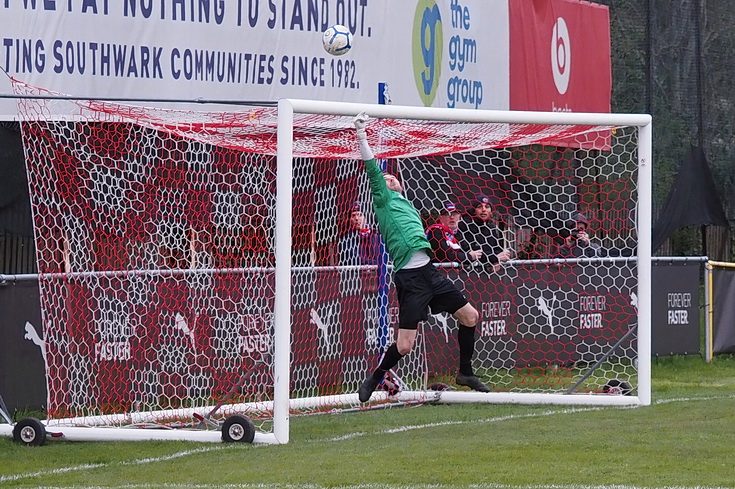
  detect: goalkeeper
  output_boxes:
[353,112,490,402]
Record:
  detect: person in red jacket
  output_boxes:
[426,202,483,265]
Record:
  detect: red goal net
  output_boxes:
[13,78,645,439]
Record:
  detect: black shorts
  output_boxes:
[394,262,468,329]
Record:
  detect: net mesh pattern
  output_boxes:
[13,79,640,432]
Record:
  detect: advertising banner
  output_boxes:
[419,262,637,374]
[0,0,508,116]
[0,260,708,411]
[0,279,45,412]
[508,0,611,113]
[712,266,735,354]
[0,0,610,117]
[651,261,700,356]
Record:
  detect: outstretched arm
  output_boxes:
[354,112,374,161]
[353,112,389,207]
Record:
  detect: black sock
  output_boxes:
[458,326,476,376]
[372,343,403,381]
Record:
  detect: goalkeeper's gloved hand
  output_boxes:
[353,112,369,140]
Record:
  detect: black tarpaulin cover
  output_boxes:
[652,145,728,252]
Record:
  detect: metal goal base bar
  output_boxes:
[0,423,280,444]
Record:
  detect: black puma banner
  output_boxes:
[651,261,701,356]
[0,279,45,413]
[0,262,703,411]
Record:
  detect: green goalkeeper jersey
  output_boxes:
[364,157,431,271]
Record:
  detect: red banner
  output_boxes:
[509,0,611,113]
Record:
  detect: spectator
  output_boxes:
[457,194,511,271]
[556,213,606,258]
[426,202,482,264]
[339,203,381,266]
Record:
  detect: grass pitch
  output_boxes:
[1,355,734,489]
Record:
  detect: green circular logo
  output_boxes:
[412,0,443,107]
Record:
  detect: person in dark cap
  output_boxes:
[339,203,381,266]
[457,194,511,271]
[556,212,605,258]
[426,202,483,264]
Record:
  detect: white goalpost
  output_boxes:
[275,99,653,416]
[1,81,651,445]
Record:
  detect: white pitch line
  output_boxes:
[3,395,734,486]
[355,394,735,439]
[0,446,255,484]
[321,405,636,441]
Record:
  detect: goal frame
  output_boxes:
[272,99,653,443]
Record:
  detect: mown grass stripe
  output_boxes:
[2,394,733,486]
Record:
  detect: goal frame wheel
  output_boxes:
[221,415,255,443]
[12,417,47,446]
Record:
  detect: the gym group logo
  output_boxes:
[412,0,443,106]
[551,17,571,95]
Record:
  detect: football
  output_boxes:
[322,24,352,56]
